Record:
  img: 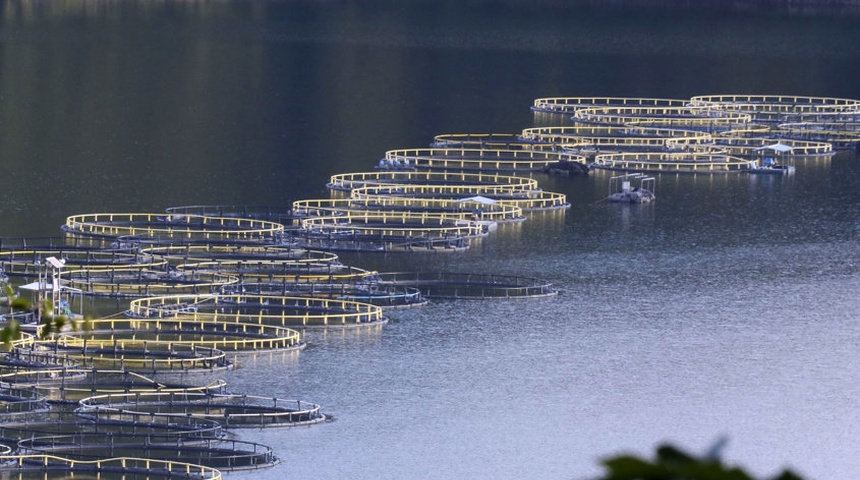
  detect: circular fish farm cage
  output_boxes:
[142,244,341,266]
[62,213,286,245]
[348,184,569,211]
[22,339,233,375]
[165,204,299,228]
[0,409,225,441]
[299,211,487,236]
[520,125,715,153]
[125,293,388,329]
[45,317,306,355]
[63,266,239,297]
[0,368,227,404]
[531,96,689,114]
[0,454,223,480]
[78,391,326,428]
[177,262,378,285]
[430,132,543,149]
[349,194,525,222]
[775,122,860,150]
[292,197,525,224]
[572,105,754,127]
[0,384,49,417]
[689,94,860,123]
[694,136,834,157]
[0,349,81,374]
[174,258,357,279]
[0,412,104,439]
[376,272,558,299]
[293,213,481,252]
[327,170,540,192]
[378,147,587,173]
[0,248,160,277]
[17,434,278,471]
[222,281,427,309]
[591,152,754,173]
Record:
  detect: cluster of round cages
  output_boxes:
[305,172,568,252]
[530,95,860,150]
[0,367,324,472]
[0,384,274,473]
[519,125,834,158]
[327,173,569,211]
[375,272,558,299]
[0,393,310,473]
[688,94,860,123]
[532,94,860,120]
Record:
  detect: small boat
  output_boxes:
[606,173,656,204]
[748,143,796,175]
[748,157,795,175]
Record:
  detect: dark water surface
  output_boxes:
[1,2,859,479]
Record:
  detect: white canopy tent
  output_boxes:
[456,195,498,205]
[753,143,794,153]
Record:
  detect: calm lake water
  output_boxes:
[1,2,859,479]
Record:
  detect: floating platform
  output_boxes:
[606,173,656,204]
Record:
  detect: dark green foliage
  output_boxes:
[598,442,804,480]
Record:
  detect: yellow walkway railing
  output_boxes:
[592,152,754,172]
[0,454,222,479]
[126,293,386,327]
[63,213,284,242]
[532,97,688,114]
[327,170,539,191]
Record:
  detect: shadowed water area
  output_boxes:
[0,2,859,479]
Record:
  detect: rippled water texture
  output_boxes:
[1,2,859,479]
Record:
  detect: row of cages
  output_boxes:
[20,96,847,476]
[527,95,860,155]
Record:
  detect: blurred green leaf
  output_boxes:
[10,297,30,310]
[603,456,669,479]
[771,471,805,480]
[0,319,21,349]
[597,442,804,480]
